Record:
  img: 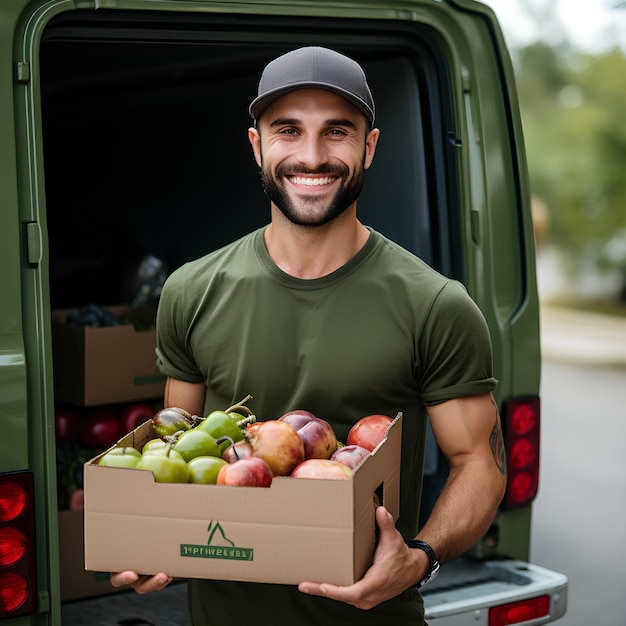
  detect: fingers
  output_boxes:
[110,571,173,594]
[375,505,396,538]
[298,507,400,610]
[110,571,138,587]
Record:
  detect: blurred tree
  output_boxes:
[513,39,626,293]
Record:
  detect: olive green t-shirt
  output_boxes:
[156,226,497,626]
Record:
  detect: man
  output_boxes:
[111,46,506,625]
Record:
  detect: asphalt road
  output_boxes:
[530,357,626,626]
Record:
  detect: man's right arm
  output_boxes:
[110,377,206,593]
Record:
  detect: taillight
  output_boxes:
[489,594,550,626]
[501,397,540,509]
[0,472,37,618]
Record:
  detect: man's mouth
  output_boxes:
[287,175,337,187]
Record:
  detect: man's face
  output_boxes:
[248,88,379,227]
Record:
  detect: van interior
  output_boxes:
[40,9,461,525]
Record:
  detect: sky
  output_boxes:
[484,0,626,53]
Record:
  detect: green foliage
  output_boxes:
[514,42,626,272]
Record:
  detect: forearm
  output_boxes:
[417,458,506,564]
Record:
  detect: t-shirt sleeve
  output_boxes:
[155,268,205,384]
[417,280,498,405]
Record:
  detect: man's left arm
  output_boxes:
[417,391,507,563]
[298,392,506,609]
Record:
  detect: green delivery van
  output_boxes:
[0,0,568,624]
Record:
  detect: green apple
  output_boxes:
[136,445,189,483]
[98,446,141,469]
[173,429,220,462]
[187,456,228,484]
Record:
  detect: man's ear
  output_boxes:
[364,128,380,170]
[248,127,262,168]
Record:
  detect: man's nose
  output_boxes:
[296,135,328,169]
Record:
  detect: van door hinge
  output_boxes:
[16,61,30,83]
[24,221,42,266]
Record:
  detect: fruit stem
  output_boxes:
[225,394,253,414]
[163,430,185,444]
[216,436,237,459]
[235,415,256,429]
[190,414,203,427]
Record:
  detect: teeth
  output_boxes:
[289,176,335,186]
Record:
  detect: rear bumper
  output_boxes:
[423,559,568,624]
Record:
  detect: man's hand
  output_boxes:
[298,506,427,610]
[110,571,173,595]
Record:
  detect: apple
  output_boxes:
[142,438,168,454]
[172,428,220,462]
[69,488,84,510]
[278,410,318,431]
[78,408,120,449]
[221,440,253,464]
[119,402,155,434]
[151,407,194,439]
[136,445,189,483]
[198,410,250,452]
[187,456,228,484]
[290,459,353,480]
[279,410,337,460]
[247,420,305,476]
[330,444,371,470]
[346,414,393,452]
[217,457,273,487]
[98,446,142,469]
[55,405,78,446]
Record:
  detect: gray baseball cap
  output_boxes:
[249,46,375,127]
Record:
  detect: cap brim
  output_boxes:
[249,83,375,126]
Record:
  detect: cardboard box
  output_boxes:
[52,305,166,406]
[59,509,128,601]
[83,415,402,586]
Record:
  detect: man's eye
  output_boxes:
[279,127,298,135]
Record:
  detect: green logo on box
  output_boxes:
[180,521,253,562]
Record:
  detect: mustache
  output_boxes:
[274,162,349,178]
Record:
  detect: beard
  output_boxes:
[259,158,365,227]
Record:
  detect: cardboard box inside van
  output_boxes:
[51,305,166,406]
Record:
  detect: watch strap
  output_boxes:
[405,539,440,588]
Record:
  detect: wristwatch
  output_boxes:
[405,539,440,588]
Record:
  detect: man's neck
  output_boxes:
[264,207,370,279]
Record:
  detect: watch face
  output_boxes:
[420,562,440,588]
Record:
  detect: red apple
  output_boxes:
[346,414,393,452]
[278,410,318,431]
[279,410,338,460]
[119,402,155,434]
[221,440,253,464]
[217,457,273,487]
[78,409,120,449]
[290,459,353,480]
[247,420,305,476]
[331,444,371,470]
[55,405,79,446]
[69,488,84,510]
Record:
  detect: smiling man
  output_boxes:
[250,88,378,229]
[111,46,506,626]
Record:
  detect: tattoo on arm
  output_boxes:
[489,396,507,475]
